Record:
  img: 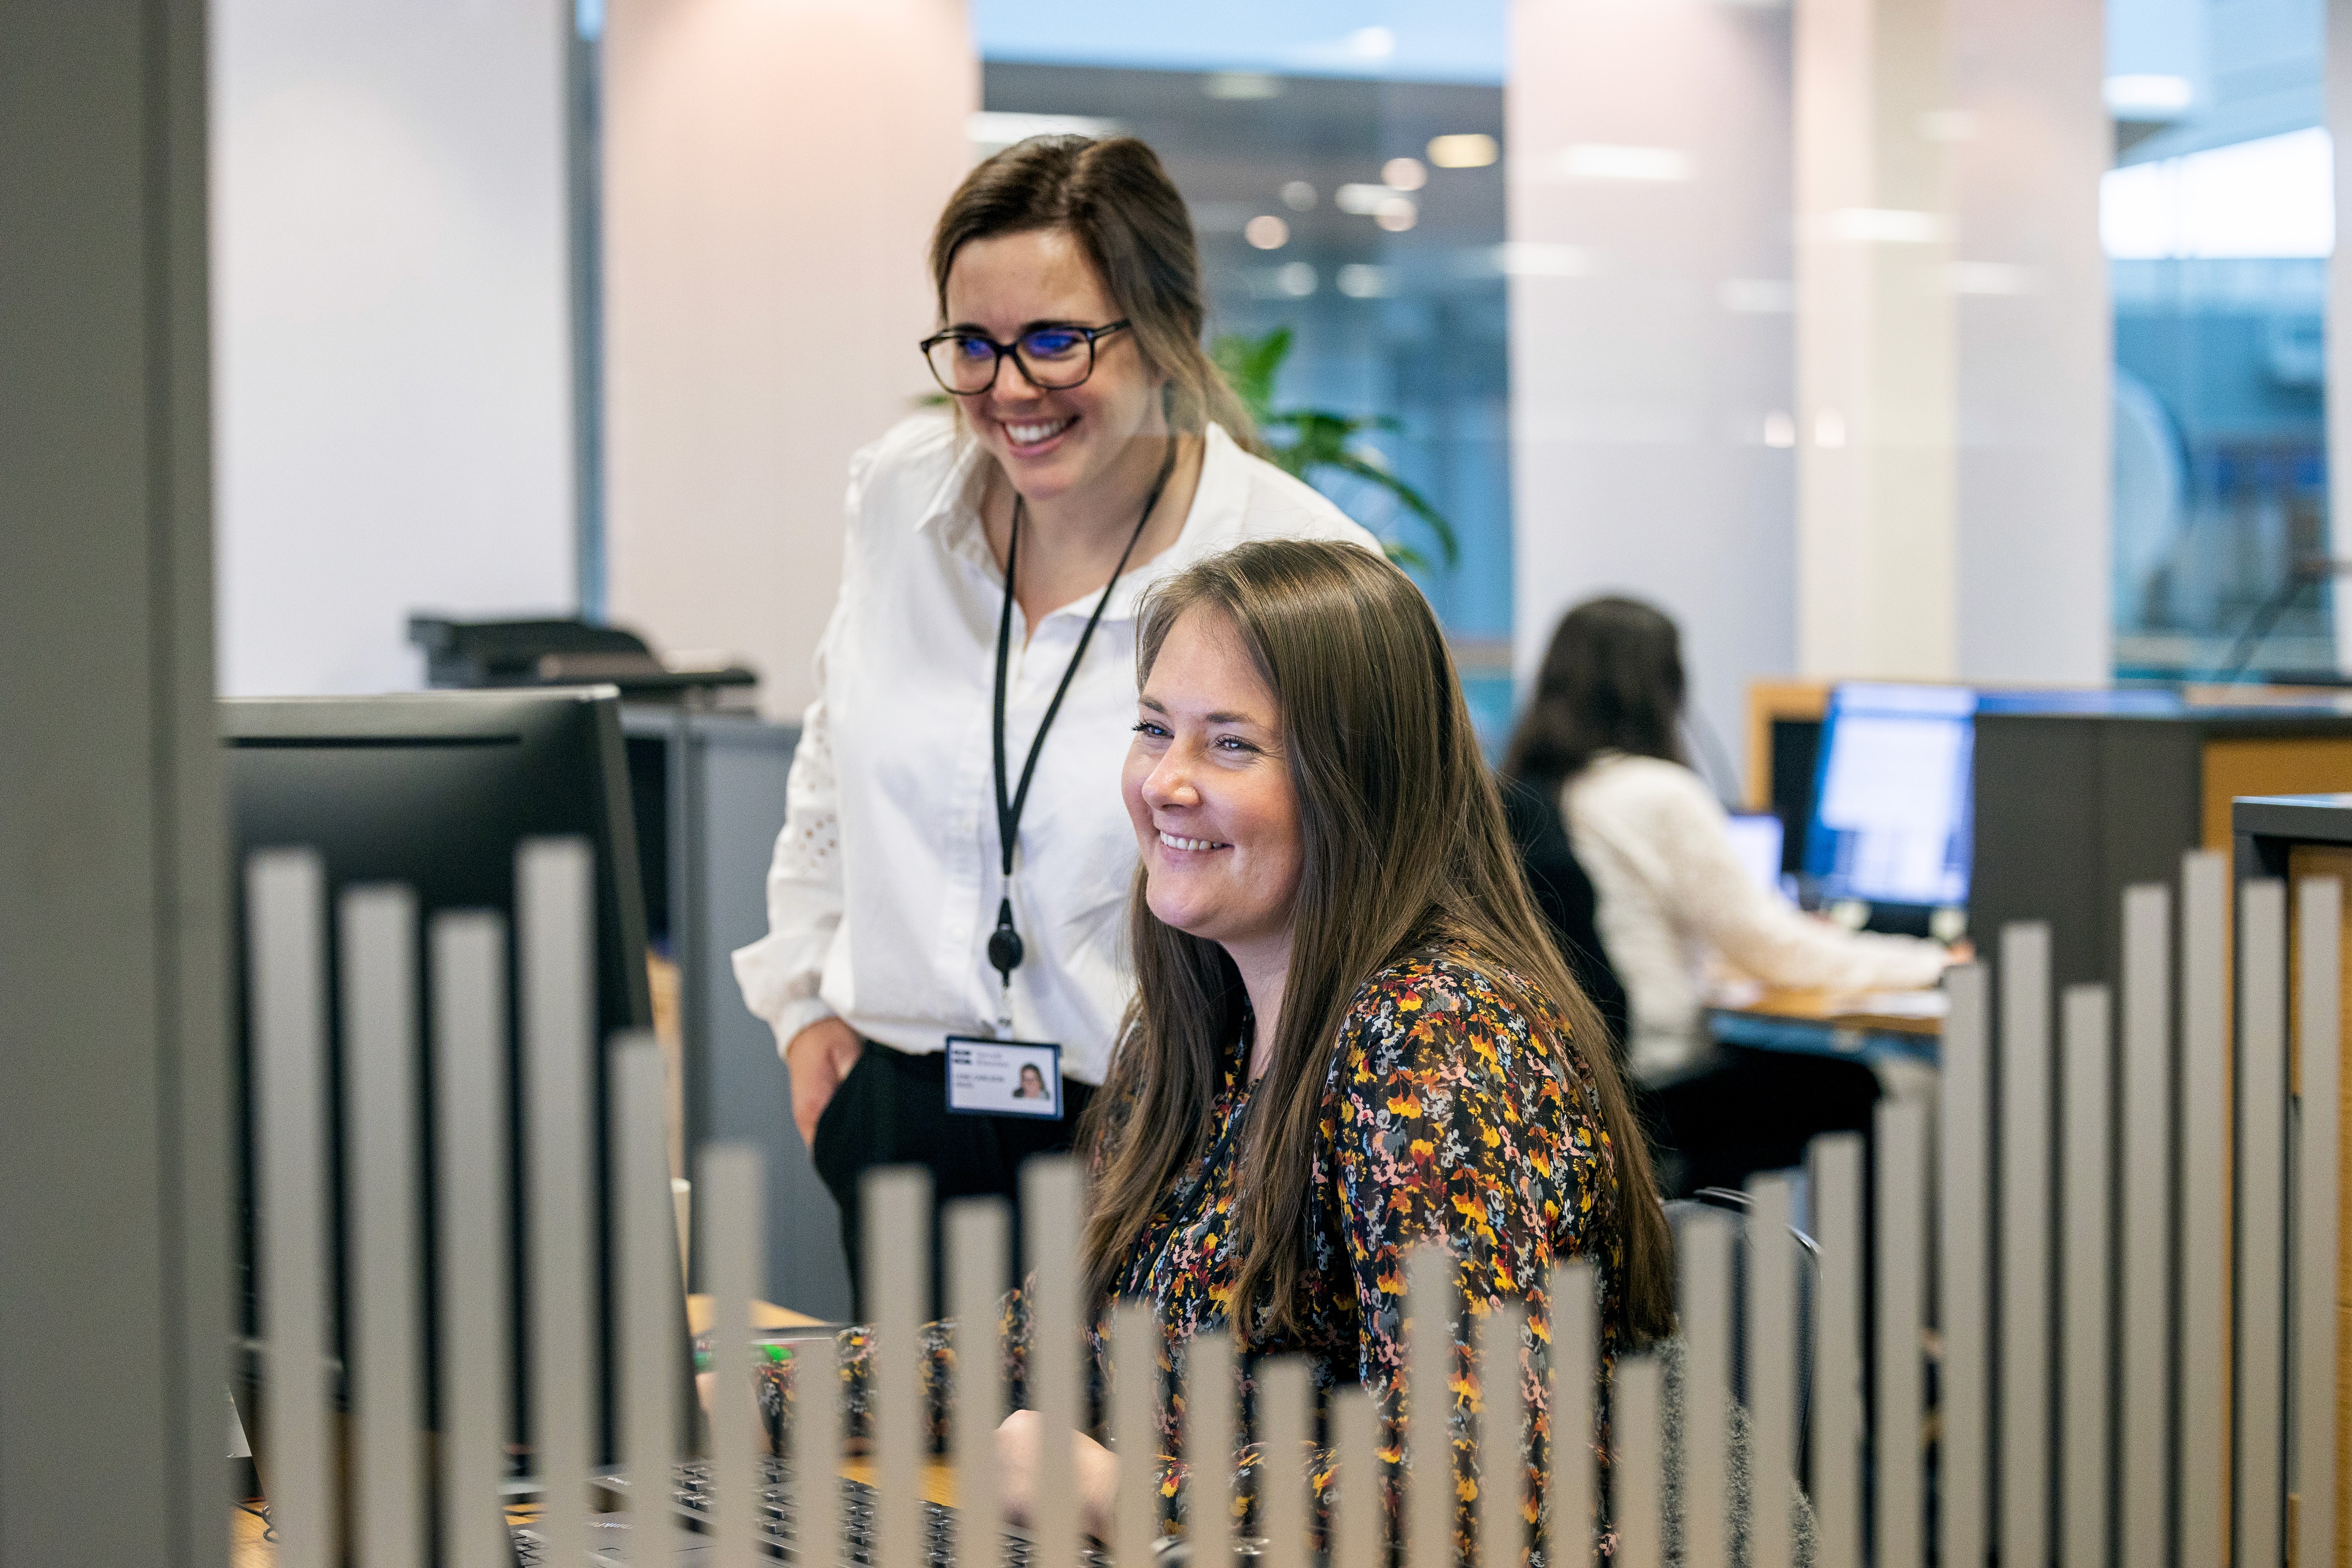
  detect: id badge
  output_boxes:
[944,1035,1064,1120]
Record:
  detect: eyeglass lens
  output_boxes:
[926,327,1099,395]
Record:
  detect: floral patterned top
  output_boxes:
[1097,946,1629,1551]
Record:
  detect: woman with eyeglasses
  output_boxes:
[732,135,1378,1314]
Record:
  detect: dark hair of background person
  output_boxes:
[1500,595,1688,787]
[1079,541,1675,1344]
[929,135,1261,450]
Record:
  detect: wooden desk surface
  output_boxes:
[1709,983,1947,1038]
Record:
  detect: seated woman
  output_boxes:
[1503,597,1960,1089]
[997,537,1674,1539]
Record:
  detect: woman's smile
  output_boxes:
[1155,829,1229,853]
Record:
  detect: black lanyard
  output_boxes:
[986,438,1182,1014]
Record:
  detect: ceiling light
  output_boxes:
[1427,133,1499,169]
[968,112,1121,152]
[1556,144,1694,182]
[1382,157,1427,191]
[1337,264,1393,298]
[1348,25,1396,59]
[2105,74,2195,117]
[1491,241,1588,277]
[1245,214,1290,250]
[1281,181,1317,211]
[1275,262,1317,297]
[1375,196,1417,232]
[1335,183,1389,215]
[1204,71,1284,101]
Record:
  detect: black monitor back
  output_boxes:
[223,686,652,1477]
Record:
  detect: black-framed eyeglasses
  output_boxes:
[919,320,1132,396]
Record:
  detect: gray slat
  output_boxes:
[1547,1260,1598,1568]
[867,1168,931,1568]
[702,1144,765,1566]
[341,886,423,1568]
[1407,1242,1455,1568]
[1614,1354,1665,1568]
[1023,1159,1085,1568]
[1999,923,2052,1568]
[612,1038,680,1562]
[1809,1132,1865,1568]
[950,1199,1012,1568]
[2180,851,2227,1568]
[1743,1175,1798,1568]
[2294,876,2342,1568]
[1937,964,1991,1568]
[2237,881,2288,1568]
[2059,985,2113,1568]
[1258,1357,1312,1568]
[1681,1209,1736,1568]
[2120,882,2174,1568]
[1875,1096,1928,1568]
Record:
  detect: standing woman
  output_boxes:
[732,136,1377,1311]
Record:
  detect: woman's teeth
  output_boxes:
[1159,830,1227,853]
[1005,417,1071,446]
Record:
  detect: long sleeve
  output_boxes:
[729,494,863,1057]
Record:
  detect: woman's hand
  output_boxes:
[994,1407,1119,1541]
[784,1017,864,1148]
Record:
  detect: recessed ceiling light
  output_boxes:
[1281,181,1317,211]
[1245,214,1290,250]
[1427,133,1499,169]
[2105,74,2194,116]
[1374,196,1417,232]
[1382,157,1427,192]
[1204,72,1283,100]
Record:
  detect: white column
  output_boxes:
[1793,0,1958,680]
[602,0,976,722]
[1794,0,2108,683]
[212,0,578,696]
[1947,0,2109,684]
[1509,0,1796,773]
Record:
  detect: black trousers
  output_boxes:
[809,1041,1096,1322]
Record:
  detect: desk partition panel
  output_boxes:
[237,840,2347,1567]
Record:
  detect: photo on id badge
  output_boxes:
[945,1036,1063,1120]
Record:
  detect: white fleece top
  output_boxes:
[1562,753,1949,1083]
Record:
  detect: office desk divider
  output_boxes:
[243,839,2346,1567]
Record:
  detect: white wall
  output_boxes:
[212,0,578,698]
[602,0,976,723]
[1509,0,1797,787]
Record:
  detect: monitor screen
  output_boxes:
[1723,812,1787,896]
[1804,683,1975,908]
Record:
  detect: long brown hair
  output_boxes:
[929,135,1259,447]
[1501,595,1687,787]
[1079,542,1674,1343]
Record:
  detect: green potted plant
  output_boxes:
[1211,326,1459,572]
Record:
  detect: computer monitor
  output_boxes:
[224,686,654,1470]
[1803,683,1975,914]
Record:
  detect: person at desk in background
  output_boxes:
[1502,596,1961,1089]
[730,135,1378,1314]
[993,540,1675,1544]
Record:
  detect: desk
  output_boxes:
[1706,984,1943,1069]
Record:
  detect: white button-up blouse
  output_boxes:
[730,412,1379,1085]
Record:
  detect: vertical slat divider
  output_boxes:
[1406,1241,1456,1568]
[1613,1354,1665,1568]
[1188,1331,1237,1568]
[1023,1158,1085,1568]
[790,1323,843,1568]
[2059,985,2114,1568]
[1257,1356,1312,1568]
[1329,1387,1382,1568]
[2120,881,2174,1568]
[2000,922,2053,1568]
[1109,1300,1161,1568]
[342,885,423,1567]
[2180,850,2228,1568]
[1743,1174,1798,1568]
[703,1144,765,1566]
[950,1198,1012,1568]
[518,838,596,1561]
[1809,1131,1865,1568]
[1937,962,1991,1568]
[1875,1096,1928,1568]
[250,850,334,1568]
[432,910,511,1568]
[1472,1305,1526,1568]
[867,1167,932,1568]
[2236,880,2288,1568]
[1681,1209,1736,1568]
[1545,1260,1598,1568]
[612,1038,679,1561]
[2294,876,2341,1568]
